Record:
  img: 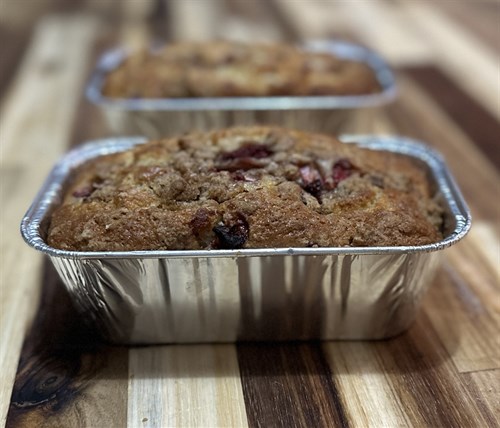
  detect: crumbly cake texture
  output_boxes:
[102,41,381,98]
[48,127,443,251]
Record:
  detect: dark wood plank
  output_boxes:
[237,343,349,428]
[403,66,500,169]
[259,0,304,42]
[6,260,128,428]
[148,0,171,41]
[0,26,33,100]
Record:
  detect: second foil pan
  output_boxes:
[86,40,397,138]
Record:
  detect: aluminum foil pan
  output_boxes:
[21,136,470,344]
[86,40,397,138]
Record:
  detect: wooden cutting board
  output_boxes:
[1,1,498,427]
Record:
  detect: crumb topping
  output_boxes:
[48,127,443,251]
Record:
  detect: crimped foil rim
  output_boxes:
[20,135,471,260]
[85,40,398,111]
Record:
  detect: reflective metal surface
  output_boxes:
[21,136,471,343]
[85,41,397,137]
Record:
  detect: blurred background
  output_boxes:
[1,0,498,155]
[1,0,498,152]
[1,0,498,108]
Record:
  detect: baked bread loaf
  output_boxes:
[102,41,381,98]
[48,127,443,251]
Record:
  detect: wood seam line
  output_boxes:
[458,368,500,375]
[0,14,99,427]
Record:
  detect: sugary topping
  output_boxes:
[48,127,443,251]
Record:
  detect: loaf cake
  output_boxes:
[47,127,443,251]
[102,41,381,99]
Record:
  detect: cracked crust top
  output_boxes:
[47,127,443,251]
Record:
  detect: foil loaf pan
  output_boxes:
[86,40,397,138]
[21,136,470,344]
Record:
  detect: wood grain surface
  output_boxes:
[0,0,499,427]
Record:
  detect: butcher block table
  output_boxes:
[1,1,499,427]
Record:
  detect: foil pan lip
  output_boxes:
[85,40,397,111]
[20,135,471,260]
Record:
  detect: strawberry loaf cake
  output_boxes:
[102,41,381,99]
[47,127,443,251]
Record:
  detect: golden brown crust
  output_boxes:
[47,127,443,251]
[102,41,381,98]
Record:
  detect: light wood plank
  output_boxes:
[0,15,98,427]
[217,15,282,43]
[326,0,434,65]
[271,0,338,39]
[8,347,128,428]
[423,224,500,373]
[399,1,500,120]
[323,343,411,427]
[217,0,286,42]
[120,0,155,50]
[168,0,225,41]
[424,263,500,373]
[128,345,248,428]
[445,223,500,312]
